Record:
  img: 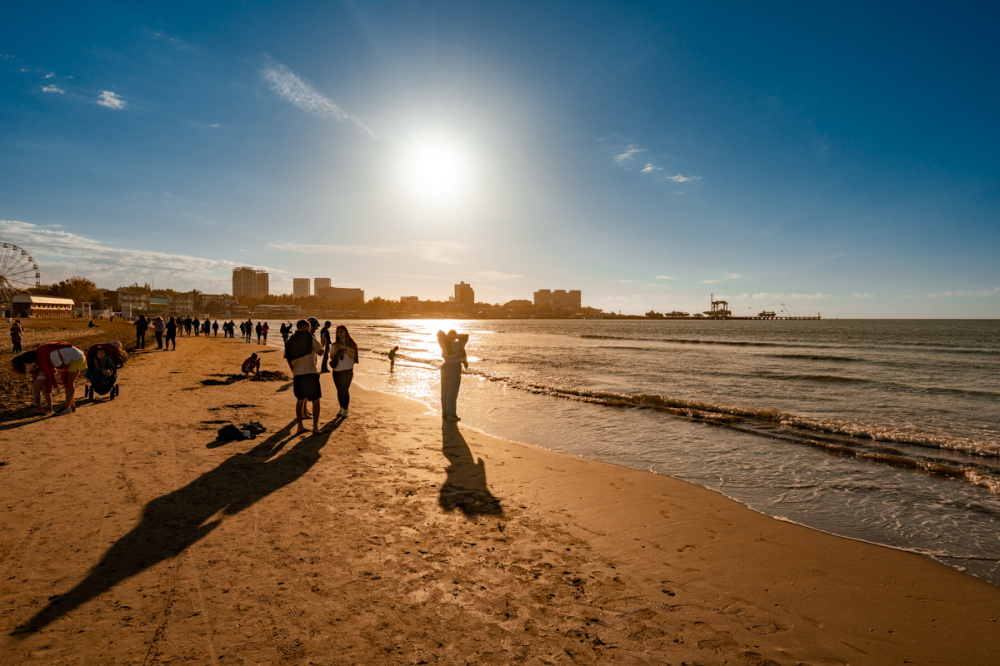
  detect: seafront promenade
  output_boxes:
[2,330,998,664]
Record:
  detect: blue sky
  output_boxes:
[2,1,998,317]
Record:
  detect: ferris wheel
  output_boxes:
[0,242,41,302]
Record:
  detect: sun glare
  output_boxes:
[399,136,471,207]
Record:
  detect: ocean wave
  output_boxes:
[456,367,1000,460]
[578,334,830,349]
[768,353,861,362]
[753,372,871,384]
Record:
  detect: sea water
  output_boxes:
[268,319,1000,585]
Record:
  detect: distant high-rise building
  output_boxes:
[232,267,269,299]
[534,289,582,310]
[293,278,311,298]
[454,281,475,307]
[315,277,332,294]
[232,267,256,299]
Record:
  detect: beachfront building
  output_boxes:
[317,286,364,302]
[534,289,582,311]
[117,287,151,318]
[314,277,332,294]
[254,304,301,318]
[454,281,475,308]
[148,297,170,315]
[11,294,75,318]
[293,278,311,298]
[170,291,195,313]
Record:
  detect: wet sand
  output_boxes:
[1,333,998,664]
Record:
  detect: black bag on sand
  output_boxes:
[217,424,245,441]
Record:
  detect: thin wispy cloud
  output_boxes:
[42,85,64,94]
[44,72,55,79]
[702,273,742,284]
[654,275,673,280]
[853,293,876,299]
[928,287,1000,299]
[641,163,661,173]
[268,241,396,257]
[413,241,471,265]
[752,292,830,301]
[96,91,126,109]
[261,61,376,137]
[0,220,243,291]
[614,145,645,164]
[474,270,523,281]
[269,240,471,265]
[664,174,701,183]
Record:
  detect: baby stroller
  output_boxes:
[84,341,128,401]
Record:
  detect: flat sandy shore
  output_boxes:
[1,333,998,665]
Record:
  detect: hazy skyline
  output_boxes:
[2,2,998,317]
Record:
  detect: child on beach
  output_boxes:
[437,330,469,421]
[242,353,261,376]
[388,345,398,372]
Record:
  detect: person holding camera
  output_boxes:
[330,324,359,418]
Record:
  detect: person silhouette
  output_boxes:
[437,330,468,421]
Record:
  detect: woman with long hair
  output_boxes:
[330,324,359,418]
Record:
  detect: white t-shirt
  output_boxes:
[332,345,356,372]
[289,335,324,376]
[50,346,85,367]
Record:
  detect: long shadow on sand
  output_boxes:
[439,421,503,518]
[13,419,338,636]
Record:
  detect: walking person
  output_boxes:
[330,324,359,418]
[255,321,263,344]
[280,322,291,344]
[261,322,269,344]
[319,321,332,373]
[437,330,469,421]
[134,315,148,349]
[284,319,324,435]
[10,320,23,354]
[245,319,253,342]
[165,316,177,350]
[152,316,165,349]
[212,320,219,337]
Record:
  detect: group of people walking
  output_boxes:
[131,316,274,350]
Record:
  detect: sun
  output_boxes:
[398,136,471,208]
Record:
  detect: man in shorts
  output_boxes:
[284,319,324,434]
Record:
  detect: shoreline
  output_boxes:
[2,332,999,663]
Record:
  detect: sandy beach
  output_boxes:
[2,329,999,665]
